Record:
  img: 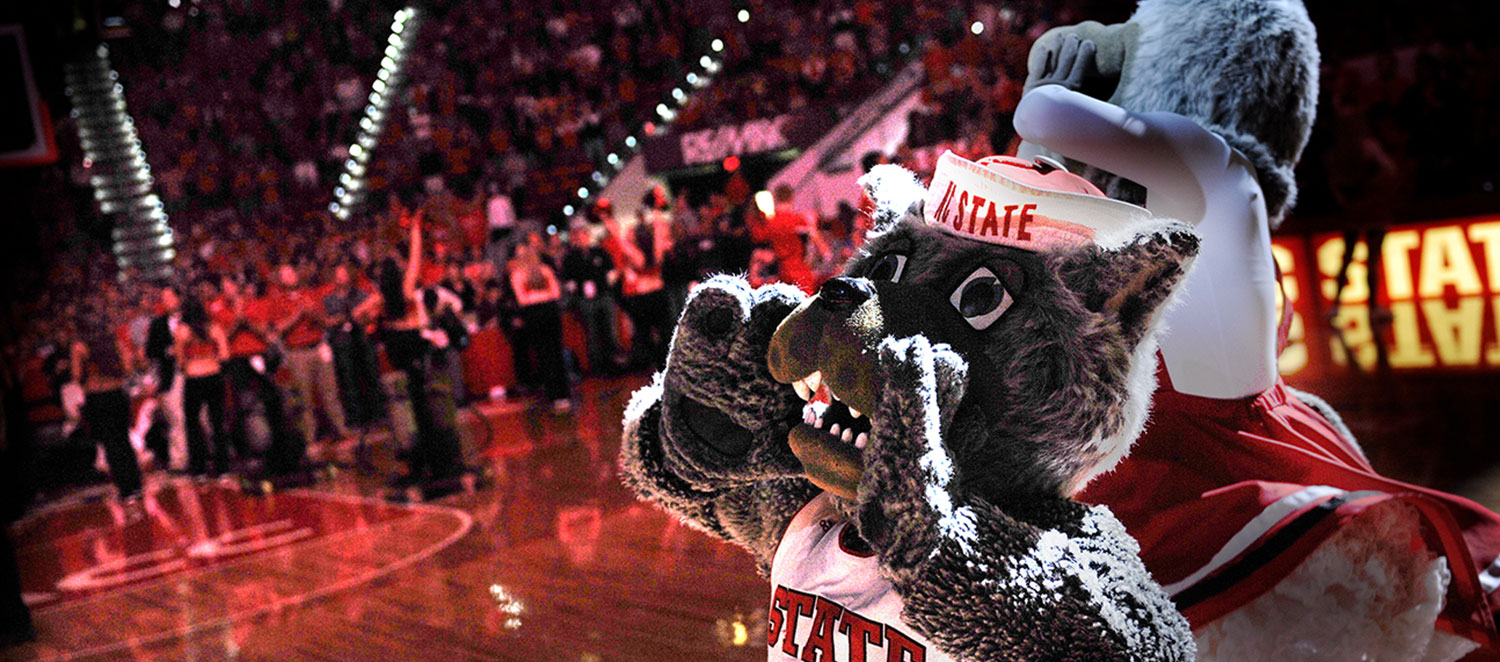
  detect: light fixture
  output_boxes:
[970,21,984,35]
[711,38,724,52]
[737,9,749,22]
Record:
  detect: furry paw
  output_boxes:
[854,335,972,574]
[656,275,809,490]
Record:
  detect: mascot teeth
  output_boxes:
[793,371,823,401]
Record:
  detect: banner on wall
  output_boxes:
[1272,215,1500,382]
[642,109,835,173]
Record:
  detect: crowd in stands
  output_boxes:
[5,0,1500,505]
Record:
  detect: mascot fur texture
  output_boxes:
[621,159,1203,659]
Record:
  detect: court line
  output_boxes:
[31,489,474,661]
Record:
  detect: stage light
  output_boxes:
[373,79,387,93]
[563,205,575,216]
[381,57,395,70]
[754,190,774,217]
[711,38,724,52]
[350,144,364,157]
[737,9,749,22]
[656,103,670,117]
[723,155,740,172]
[625,135,637,148]
[330,202,341,212]
[591,171,605,183]
[377,69,391,81]
[607,153,619,165]
[686,72,699,85]
[970,21,984,35]
[700,55,713,68]
[578,187,589,198]
[672,87,686,102]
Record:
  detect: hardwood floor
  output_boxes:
[6,375,769,662]
[7,362,1500,661]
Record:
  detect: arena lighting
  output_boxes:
[578,187,589,198]
[754,190,775,217]
[625,135,637,148]
[737,9,749,22]
[563,204,575,216]
[331,6,422,220]
[971,20,985,35]
[66,43,176,279]
[711,38,724,52]
[686,72,699,85]
[700,55,713,68]
[672,87,686,101]
[607,152,619,165]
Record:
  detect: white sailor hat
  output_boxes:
[924,151,1150,251]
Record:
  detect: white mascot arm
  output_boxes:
[1015,84,1279,399]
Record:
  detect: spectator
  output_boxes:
[599,197,672,370]
[144,285,185,471]
[270,264,350,445]
[175,292,231,477]
[355,213,466,491]
[214,275,300,476]
[509,241,572,410]
[70,307,143,498]
[561,219,622,375]
[324,263,385,435]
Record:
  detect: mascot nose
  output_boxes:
[818,277,874,311]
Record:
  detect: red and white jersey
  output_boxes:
[1078,366,1500,650]
[768,493,956,662]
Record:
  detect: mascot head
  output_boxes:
[1024,0,1319,227]
[765,155,1199,500]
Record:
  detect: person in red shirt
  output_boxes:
[269,264,349,447]
[215,275,300,476]
[597,196,673,370]
[750,185,826,295]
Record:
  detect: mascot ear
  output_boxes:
[1072,223,1200,348]
[858,164,925,233]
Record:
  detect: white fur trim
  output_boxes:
[1163,486,1383,596]
[1195,500,1475,661]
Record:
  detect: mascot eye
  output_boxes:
[950,267,1014,330]
[867,253,908,282]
